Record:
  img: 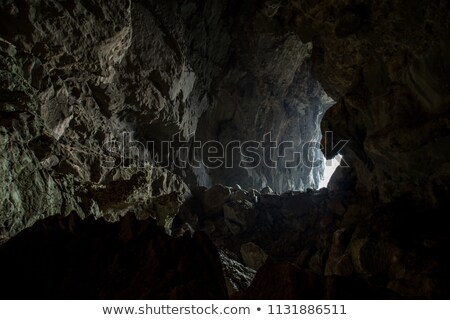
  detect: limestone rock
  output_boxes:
[260,186,274,195]
[248,189,261,202]
[1,0,449,301]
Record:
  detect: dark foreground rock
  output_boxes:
[0,0,449,301]
[0,213,228,299]
[239,259,398,300]
[174,185,450,299]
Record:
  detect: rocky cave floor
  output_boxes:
[1,183,449,299]
[1,0,450,299]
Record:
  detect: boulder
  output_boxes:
[219,250,256,298]
[224,200,255,235]
[260,186,274,195]
[240,242,268,270]
[201,185,231,217]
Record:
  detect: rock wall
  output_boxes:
[193,1,333,191]
[288,0,450,206]
[0,0,200,238]
[0,0,449,299]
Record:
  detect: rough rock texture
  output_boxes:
[240,259,397,299]
[288,0,450,206]
[219,249,256,298]
[174,185,450,298]
[1,0,450,300]
[0,0,331,237]
[192,1,334,191]
[0,0,197,238]
[0,212,228,299]
[240,242,268,270]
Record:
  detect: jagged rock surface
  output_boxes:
[0,0,197,237]
[174,185,450,298]
[0,0,449,300]
[219,249,256,298]
[287,0,450,206]
[192,1,334,191]
[0,0,332,237]
[240,259,397,299]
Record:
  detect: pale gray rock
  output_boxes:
[260,186,274,195]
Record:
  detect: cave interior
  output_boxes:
[0,0,449,299]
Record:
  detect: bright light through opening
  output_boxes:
[318,154,342,189]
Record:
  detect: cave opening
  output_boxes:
[0,0,449,302]
[318,154,342,189]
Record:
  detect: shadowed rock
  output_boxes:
[0,213,228,299]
